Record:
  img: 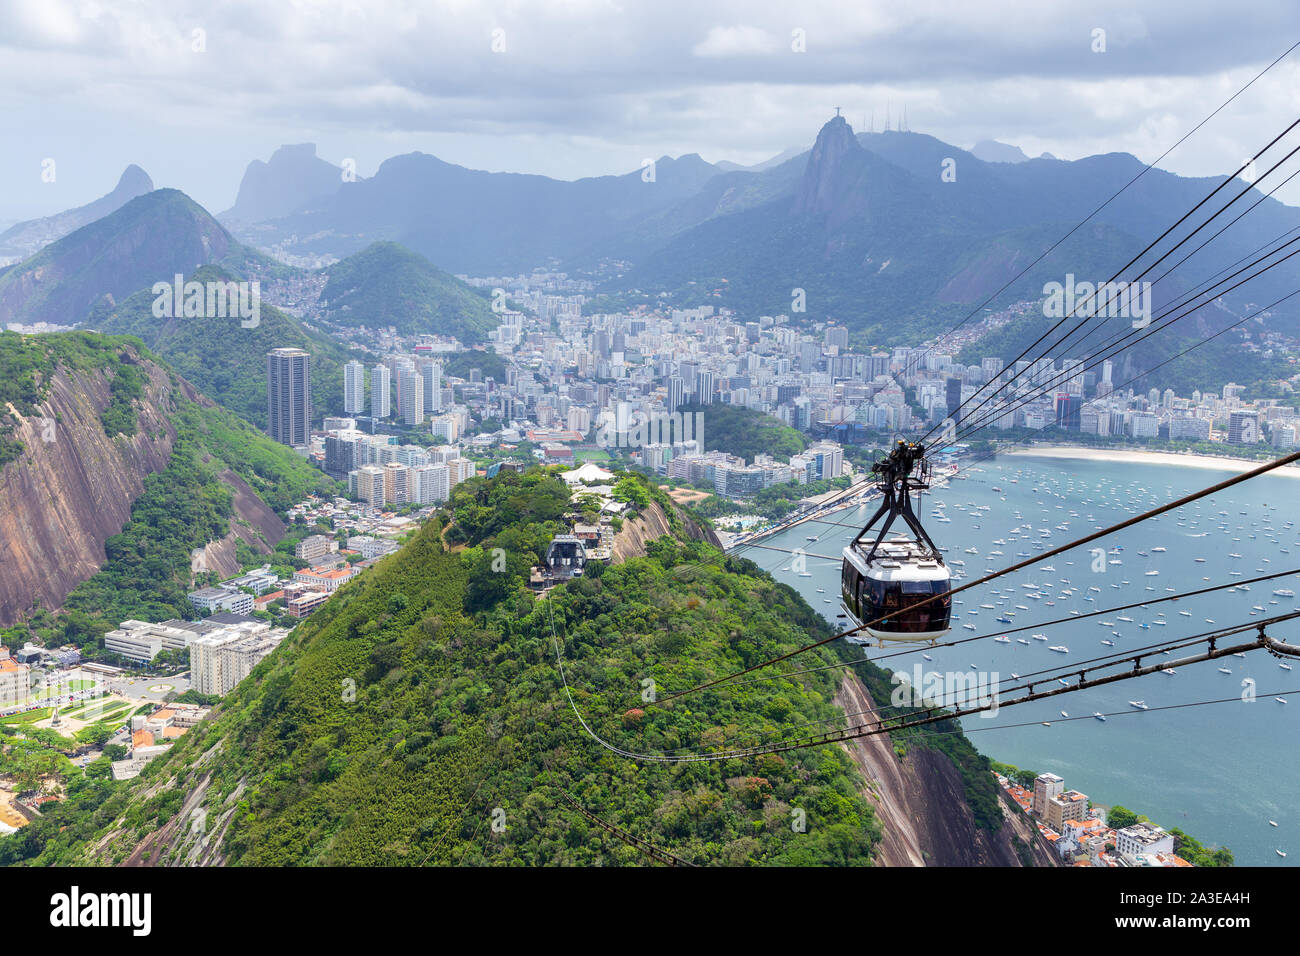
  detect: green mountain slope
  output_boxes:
[6,469,1013,867]
[0,189,287,329]
[317,242,497,344]
[0,331,338,652]
[13,471,898,866]
[92,265,361,428]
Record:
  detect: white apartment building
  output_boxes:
[103,620,198,662]
[190,622,289,697]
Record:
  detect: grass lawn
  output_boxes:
[0,707,54,725]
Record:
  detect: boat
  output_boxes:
[1277,697,1288,704]
[1270,821,1279,827]
[1128,700,1148,710]
[1161,668,1176,676]
[1049,645,1069,653]
[1093,712,1106,721]
[1279,850,1288,858]
[1273,589,1295,597]
[1101,639,1114,646]
[1017,638,1030,645]
[1281,663,1293,671]
[1032,633,1048,642]
[995,636,1011,644]
[1218,666,1232,674]
[1060,710,1069,718]
[922,653,932,661]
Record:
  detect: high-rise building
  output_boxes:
[1032,772,1064,817]
[411,463,450,504]
[419,358,443,414]
[666,376,685,413]
[1228,410,1259,444]
[343,360,366,415]
[267,348,311,448]
[371,363,392,418]
[399,368,424,425]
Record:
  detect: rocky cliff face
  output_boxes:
[0,359,182,623]
[0,352,284,625]
[609,499,722,563]
[835,672,1058,867]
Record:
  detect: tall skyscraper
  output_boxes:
[399,368,424,425]
[419,358,443,414]
[267,348,311,448]
[666,376,684,413]
[371,363,391,418]
[343,361,366,415]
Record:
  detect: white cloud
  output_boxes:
[693,25,779,57]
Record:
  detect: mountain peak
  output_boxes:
[795,114,865,216]
[114,164,153,194]
[970,140,1030,164]
[223,145,343,224]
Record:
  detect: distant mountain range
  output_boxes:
[0,189,278,330]
[0,165,153,264]
[3,118,1297,398]
[221,143,343,224]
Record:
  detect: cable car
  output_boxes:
[842,440,952,644]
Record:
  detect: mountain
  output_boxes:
[317,242,497,343]
[92,264,361,429]
[221,144,343,224]
[226,150,727,273]
[0,189,284,330]
[6,469,1050,866]
[617,118,1300,363]
[0,332,334,629]
[970,140,1030,164]
[0,165,153,264]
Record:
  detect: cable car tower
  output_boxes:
[841,440,952,644]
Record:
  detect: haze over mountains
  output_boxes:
[0,165,153,265]
[3,114,1297,380]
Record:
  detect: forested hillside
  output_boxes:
[4,469,1013,867]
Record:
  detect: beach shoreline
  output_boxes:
[999,444,1300,478]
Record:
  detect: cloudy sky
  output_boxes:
[1,0,1298,221]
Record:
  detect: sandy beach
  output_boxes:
[1001,444,1300,478]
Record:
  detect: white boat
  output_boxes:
[1276,697,1288,705]
[1270,820,1279,827]
[1060,710,1069,718]
[1101,639,1114,646]
[1218,666,1232,674]
[1128,700,1148,710]
[1049,645,1069,653]
[1278,849,1288,858]
[1093,712,1106,722]
[1016,638,1030,645]
[1274,589,1295,597]
[995,636,1011,644]
[1161,668,1177,676]
[1032,633,1048,641]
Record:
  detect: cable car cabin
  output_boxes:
[842,538,951,644]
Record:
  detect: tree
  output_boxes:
[1107,805,1138,830]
